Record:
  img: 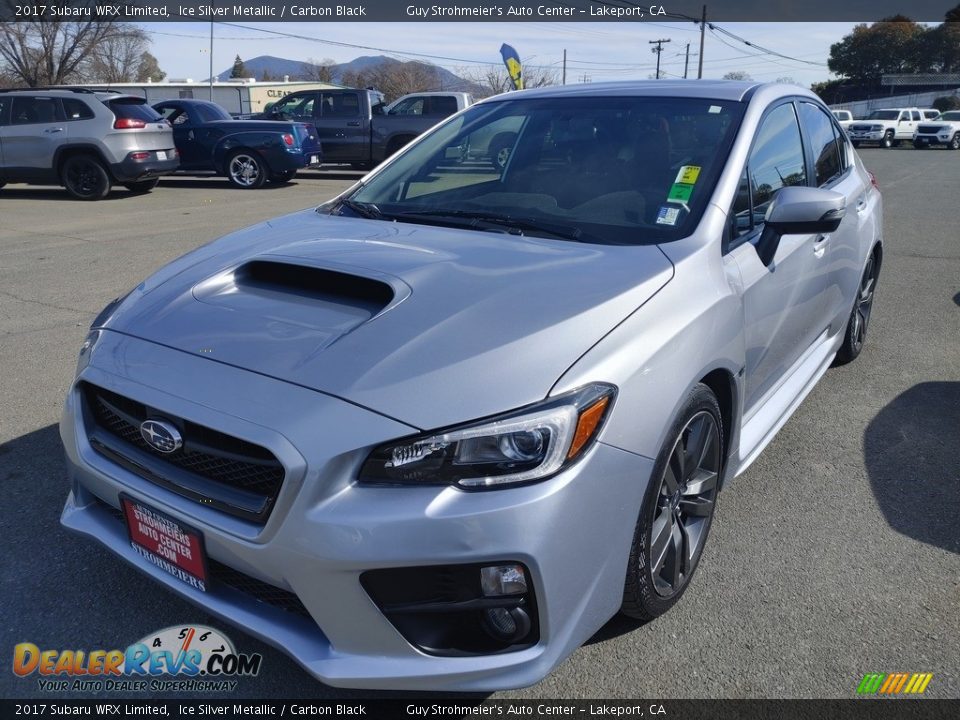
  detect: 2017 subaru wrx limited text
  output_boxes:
[60,81,882,691]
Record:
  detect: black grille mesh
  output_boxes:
[85,384,284,507]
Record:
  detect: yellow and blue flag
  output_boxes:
[500,44,523,90]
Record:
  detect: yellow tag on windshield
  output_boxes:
[675,165,701,184]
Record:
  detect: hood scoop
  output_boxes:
[186,260,404,354]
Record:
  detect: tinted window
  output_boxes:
[62,98,94,121]
[799,102,841,186]
[323,92,360,118]
[268,93,315,118]
[748,103,806,213]
[107,98,163,122]
[389,97,424,116]
[833,120,850,171]
[911,111,921,121]
[428,96,458,116]
[868,110,899,120]
[0,96,9,126]
[348,96,745,244]
[10,96,64,125]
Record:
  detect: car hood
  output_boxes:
[106,210,674,429]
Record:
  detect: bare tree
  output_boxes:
[300,57,335,83]
[457,64,558,98]
[342,60,445,103]
[87,24,151,83]
[0,21,121,87]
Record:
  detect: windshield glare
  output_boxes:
[347,96,744,244]
[868,110,900,120]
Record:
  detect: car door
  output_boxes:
[156,104,205,169]
[317,91,367,164]
[2,96,66,180]
[797,101,870,335]
[896,110,917,140]
[725,100,831,413]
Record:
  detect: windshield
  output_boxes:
[867,110,900,120]
[941,111,960,121]
[343,96,745,244]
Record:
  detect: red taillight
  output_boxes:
[282,133,295,147]
[868,171,879,190]
[114,117,146,129]
[129,152,150,161]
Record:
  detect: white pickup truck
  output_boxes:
[913,110,960,149]
[831,109,855,131]
[847,107,924,148]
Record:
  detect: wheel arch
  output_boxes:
[698,368,738,486]
[54,144,114,181]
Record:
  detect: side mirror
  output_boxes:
[755,186,846,266]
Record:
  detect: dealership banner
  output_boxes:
[0,0,956,23]
[2,699,959,718]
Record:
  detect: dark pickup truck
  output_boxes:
[256,89,470,169]
[153,99,321,188]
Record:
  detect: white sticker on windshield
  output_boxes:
[709,105,722,114]
[656,206,681,226]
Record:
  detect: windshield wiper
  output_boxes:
[337,198,386,220]
[392,209,583,242]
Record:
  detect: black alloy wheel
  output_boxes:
[835,249,880,365]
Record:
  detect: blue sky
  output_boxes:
[143,22,863,87]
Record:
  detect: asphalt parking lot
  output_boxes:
[1,151,958,700]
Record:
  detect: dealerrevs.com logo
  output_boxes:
[13,625,262,692]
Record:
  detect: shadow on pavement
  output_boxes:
[864,382,960,554]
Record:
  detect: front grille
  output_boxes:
[850,124,872,132]
[917,125,943,134]
[96,499,312,621]
[83,383,285,523]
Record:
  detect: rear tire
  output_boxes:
[385,137,414,158]
[620,384,723,621]
[61,155,111,200]
[123,178,159,194]
[834,247,880,366]
[226,150,267,189]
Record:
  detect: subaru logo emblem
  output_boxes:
[139,419,182,454]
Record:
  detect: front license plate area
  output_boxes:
[121,494,208,592]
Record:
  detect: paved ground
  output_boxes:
[1,151,958,700]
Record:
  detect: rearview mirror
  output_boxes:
[755,186,846,266]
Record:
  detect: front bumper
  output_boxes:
[848,131,885,142]
[60,331,653,691]
[913,133,953,146]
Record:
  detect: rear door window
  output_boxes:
[322,92,361,118]
[62,98,95,121]
[798,102,841,187]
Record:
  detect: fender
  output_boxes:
[211,131,280,173]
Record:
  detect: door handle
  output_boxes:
[813,234,829,258]
[44,127,64,134]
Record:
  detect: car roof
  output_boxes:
[478,80,768,104]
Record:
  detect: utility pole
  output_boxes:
[580,74,592,83]
[208,20,214,100]
[563,49,567,86]
[697,5,707,79]
[649,39,671,80]
[684,43,691,79]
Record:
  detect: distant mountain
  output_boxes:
[216,55,485,96]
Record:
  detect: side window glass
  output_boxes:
[429,96,458,116]
[323,93,360,118]
[0,97,9,126]
[11,96,64,125]
[798,102,841,186]
[747,103,807,223]
[62,98,94,121]
[390,98,422,116]
[912,111,921,121]
[833,120,850,171]
[731,169,753,237]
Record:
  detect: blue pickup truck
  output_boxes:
[152,99,321,188]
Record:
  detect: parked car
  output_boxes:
[61,81,883,691]
[152,99,321,188]
[846,107,924,148]
[920,108,942,120]
[912,110,960,149]
[256,88,468,168]
[831,109,855,130]
[0,88,177,199]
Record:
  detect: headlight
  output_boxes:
[359,383,616,489]
[870,125,883,132]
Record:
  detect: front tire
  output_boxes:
[881,131,895,149]
[61,155,111,200]
[834,248,880,366]
[226,151,267,189]
[950,133,960,151]
[852,140,861,148]
[621,384,723,621]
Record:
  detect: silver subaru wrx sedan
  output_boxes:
[61,81,882,691]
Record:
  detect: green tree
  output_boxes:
[230,55,247,79]
[136,51,165,82]
[828,16,927,82]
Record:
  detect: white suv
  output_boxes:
[913,110,960,149]
[847,108,923,148]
